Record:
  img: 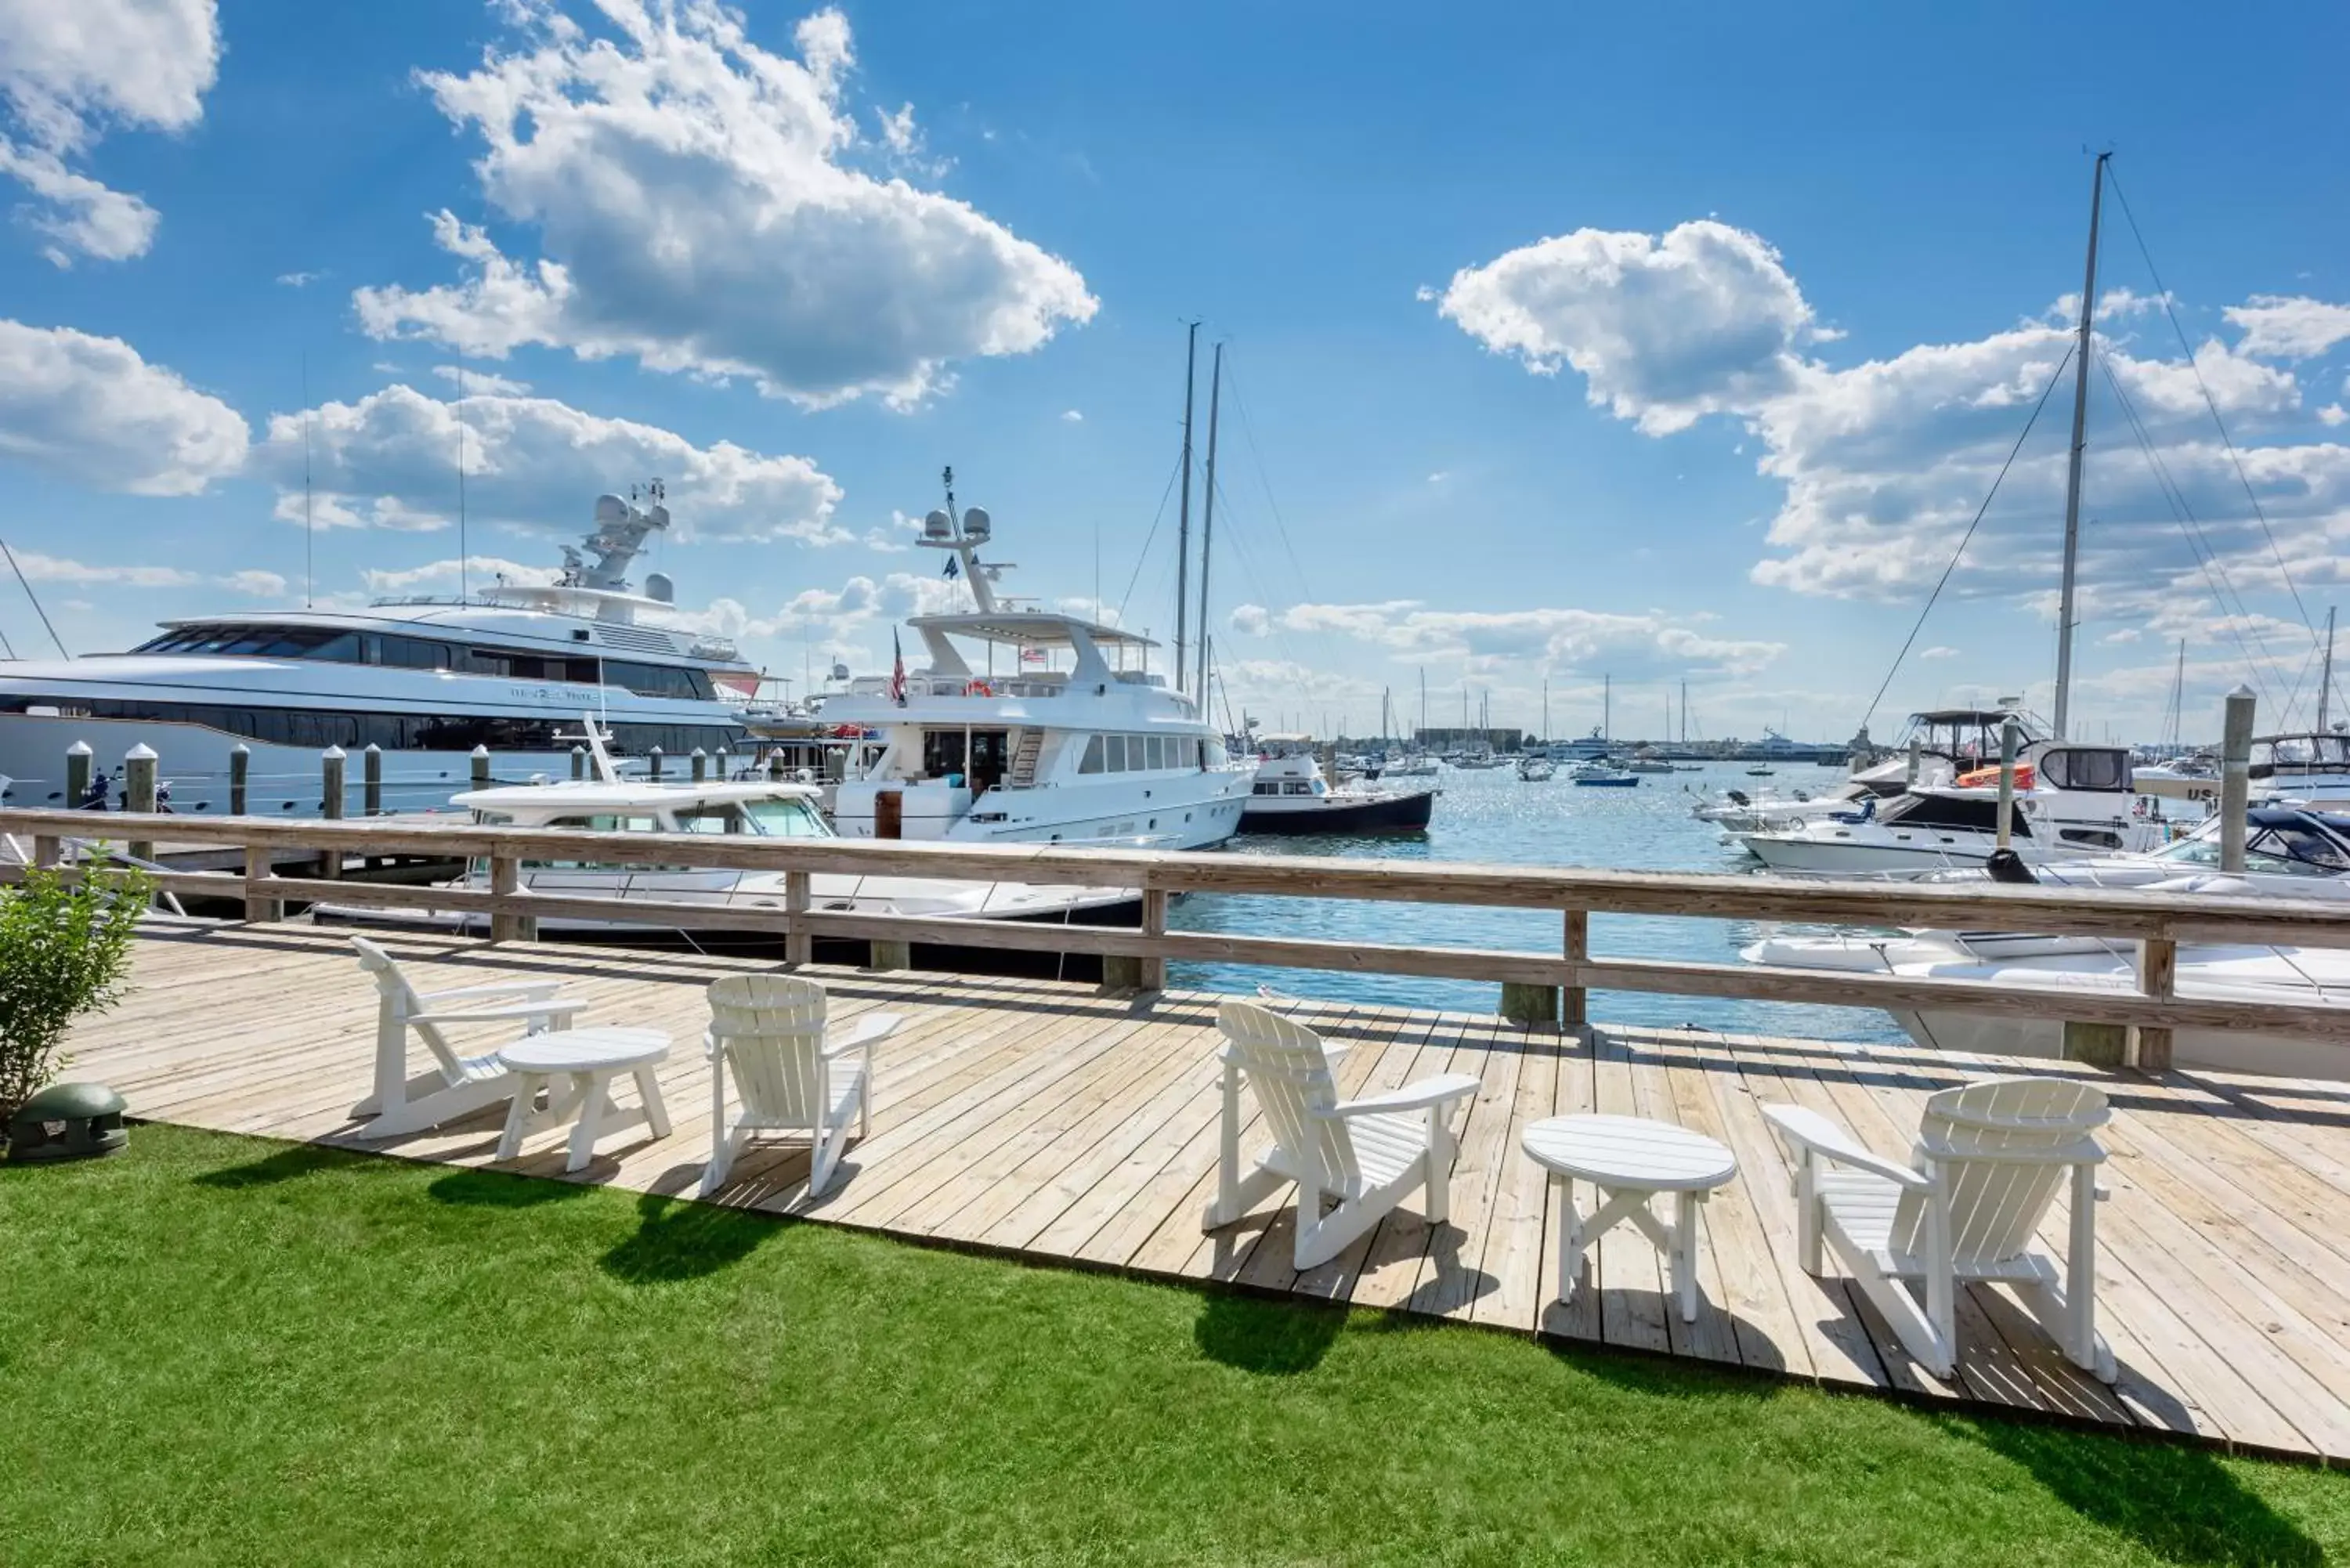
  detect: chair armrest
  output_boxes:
[822,1013,903,1059]
[703,1028,722,1062]
[408,999,588,1027]
[419,981,565,1003]
[1325,1072,1481,1118]
[1917,1134,2107,1167]
[1760,1103,1932,1190]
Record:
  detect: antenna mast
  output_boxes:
[2321,609,2338,732]
[1173,323,1198,695]
[1194,342,1223,704]
[455,363,471,604]
[2052,151,2110,741]
[301,349,315,609]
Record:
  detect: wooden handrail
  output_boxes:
[8,807,2350,1060]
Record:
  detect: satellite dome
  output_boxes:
[962,506,991,540]
[594,493,629,522]
[644,572,675,604]
[923,508,953,539]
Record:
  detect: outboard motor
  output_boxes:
[1983,848,2037,885]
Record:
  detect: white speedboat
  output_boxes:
[316,721,1136,958]
[1517,755,1556,782]
[1738,742,2171,875]
[1385,752,1441,779]
[2249,732,2350,812]
[0,492,753,816]
[1743,807,2350,1078]
[824,493,1253,848]
[1238,750,1437,833]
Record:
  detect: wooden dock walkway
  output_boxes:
[64,919,2350,1464]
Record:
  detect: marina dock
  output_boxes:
[74,917,2350,1465]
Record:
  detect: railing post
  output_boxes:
[123,745,157,863]
[1137,886,1169,992]
[470,745,492,793]
[488,854,533,943]
[783,869,812,967]
[570,745,588,781]
[244,843,281,923]
[363,743,383,817]
[316,747,345,882]
[31,835,59,869]
[2131,936,2177,1073]
[228,743,248,815]
[64,740,92,811]
[1562,907,1589,1034]
[692,747,707,783]
[2220,685,2256,873]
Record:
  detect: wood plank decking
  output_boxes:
[63,919,2350,1464]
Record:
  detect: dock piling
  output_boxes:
[317,747,345,881]
[123,745,157,863]
[362,745,382,817]
[65,740,92,811]
[470,745,492,793]
[2219,685,2256,874]
[228,744,248,815]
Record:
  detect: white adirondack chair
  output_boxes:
[1202,999,1480,1269]
[700,974,902,1198]
[347,936,585,1137]
[1761,1075,2113,1381]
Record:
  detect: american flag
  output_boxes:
[887,629,908,706]
[1020,645,1047,666]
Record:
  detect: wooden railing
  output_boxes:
[7,807,2350,1071]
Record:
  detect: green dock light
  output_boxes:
[6,1082,128,1163]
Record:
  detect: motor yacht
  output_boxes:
[1737,739,2175,876]
[1567,761,1637,787]
[1238,749,1437,833]
[316,720,1136,966]
[0,491,753,816]
[2247,732,2350,812]
[1742,808,2350,1078]
[824,494,1253,849]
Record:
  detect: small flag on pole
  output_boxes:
[942,555,960,580]
[887,629,908,706]
[1020,645,1047,666]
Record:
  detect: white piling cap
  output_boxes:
[125,743,157,761]
[322,745,346,760]
[471,745,490,758]
[2230,684,2258,699]
[67,740,92,757]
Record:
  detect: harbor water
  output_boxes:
[1173,760,1905,1045]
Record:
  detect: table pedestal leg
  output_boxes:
[1672,1190,1701,1323]
[565,1071,607,1172]
[1554,1175,1585,1305]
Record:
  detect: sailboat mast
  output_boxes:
[1603,673,1611,744]
[1680,677,1687,743]
[2053,152,2110,741]
[1419,666,1426,740]
[1173,323,1198,696]
[1542,677,1549,742]
[2321,608,2337,733]
[1194,343,1223,703]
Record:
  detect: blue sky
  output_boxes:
[2,0,2348,743]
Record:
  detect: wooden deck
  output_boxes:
[65,919,2350,1464]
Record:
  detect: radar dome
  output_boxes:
[644,572,675,604]
[962,506,991,540]
[831,661,851,681]
[595,494,629,522]
[923,508,953,540]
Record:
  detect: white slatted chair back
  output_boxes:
[349,936,467,1086]
[1217,999,1358,1193]
[707,974,830,1128]
[1889,1075,2109,1266]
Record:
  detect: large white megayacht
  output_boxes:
[824,495,1253,849]
[0,493,754,816]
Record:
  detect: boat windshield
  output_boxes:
[741,797,832,838]
[2155,822,2350,876]
[2254,734,2350,771]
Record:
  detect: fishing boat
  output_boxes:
[1238,749,1437,833]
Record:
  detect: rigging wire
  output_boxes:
[1857,345,2074,732]
[2093,344,2281,711]
[0,537,68,658]
[2105,161,2315,636]
[1113,453,1186,627]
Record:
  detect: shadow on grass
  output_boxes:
[1956,1416,2325,1566]
[191,1141,375,1190]
[1194,1290,1345,1375]
[427,1168,595,1209]
[600,1191,780,1284]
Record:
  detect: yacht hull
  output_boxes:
[1238,787,1436,834]
[1893,1006,2350,1082]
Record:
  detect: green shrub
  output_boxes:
[0,866,146,1118]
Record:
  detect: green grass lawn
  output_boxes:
[2,1125,2343,1566]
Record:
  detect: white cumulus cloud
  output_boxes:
[0,319,248,493]
[2224,295,2350,360]
[251,381,848,545]
[0,0,220,263]
[352,1,1097,407]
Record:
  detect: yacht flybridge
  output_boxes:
[0,492,754,815]
[826,493,1253,848]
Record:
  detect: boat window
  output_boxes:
[674,804,748,834]
[1252,782,1278,796]
[1141,735,1160,770]
[1079,735,1104,774]
[2039,748,2129,792]
[605,660,718,701]
[1876,793,2025,836]
[1104,735,1128,771]
[377,634,454,670]
[1284,781,1312,796]
[1204,738,1227,768]
[922,729,968,779]
[741,797,831,838]
[2251,825,2350,873]
[0,695,741,758]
